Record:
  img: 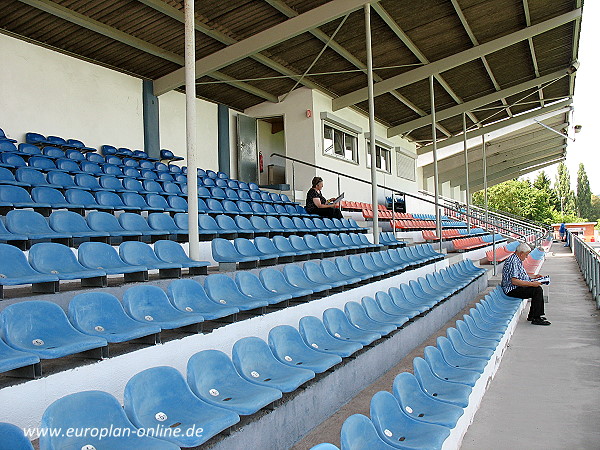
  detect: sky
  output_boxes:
[526,2,600,195]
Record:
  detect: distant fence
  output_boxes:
[571,231,600,309]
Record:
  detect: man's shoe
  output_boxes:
[531,318,551,325]
[527,316,547,321]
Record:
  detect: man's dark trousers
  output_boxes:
[506,286,544,319]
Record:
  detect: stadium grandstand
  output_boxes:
[0,1,598,449]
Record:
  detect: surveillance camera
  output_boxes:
[567,60,580,74]
[574,124,582,133]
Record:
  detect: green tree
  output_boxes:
[533,170,558,207]
[472,179,554,224]
[555,162,576,215]
[576,163,592,219]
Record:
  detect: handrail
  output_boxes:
[271,152,536,241]
[570,231,600,309]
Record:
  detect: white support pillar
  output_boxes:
[365,4,379,245]
[482,134,488,232]
[430,75,442,252]
[185,0,200,260]
[463,112,471,232]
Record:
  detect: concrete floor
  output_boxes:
[293,242,600,449]
[461,243,600,450]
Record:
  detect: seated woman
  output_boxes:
[305,177,343,219]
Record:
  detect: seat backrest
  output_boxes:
[28,242,88,274]
[168,195,187,210]
[0,421,35,450]
[143,179,163,193]
[18,143,42,156]
[6,209,53,234]
[86,211,124,232]
[154,240,189,263]
[119,241,162,266]
[0,185,34,203]
[146,193,170,209]
[78,242,130,270]
[64,188,97,205]
[16,167,49,185]
[49,211,92,233]
[42,146,65,159]
[96,190,125,207]
[0,167,17,182]
[148,212,179,231]
[340,414,385,450]
[0,243,45,278]
[31,186,67,204]
[1,153,27,168]
[121,192,149,208]
[75,173,102,190]
[119,212,151,231]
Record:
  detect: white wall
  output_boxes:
[0,34,144,150]
[158,90,219,171]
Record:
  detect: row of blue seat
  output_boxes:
[211,233,407,268]
[0,240,209,297]
[312,285,520,450]
[0,260,485,449]
[0,246,449,375]
[0,210,370,248]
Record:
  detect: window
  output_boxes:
[366,143,391,173]
[396,149,416,181]
[323,124,358,163]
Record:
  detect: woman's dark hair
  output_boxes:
[312,177,323,188]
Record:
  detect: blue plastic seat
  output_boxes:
[322,308,381,345]
[167,279,238,320]
[211,237,256,266]
[232,336,315,392]
[362,296,409,327]
[345,301,397,335]
[0,218,26,243]
[255,236,295,260]
[63,188,107,210]
[187,349,282,415]
[162,181,183,196]
[340,414,397,450]
[374,291,420,319]
[87,211,142,239]
[0,337,40,377]
[274,235,312,259]
[29,242,107,284]
[30,187,74,209]
[259,267,313,297]
[1,300,107,359]
[80,160,103,175]
[86,152,105,164]
[413,357,472,408]
[0,243,58,297]
[0,167,27,187]
[118,212,168,240]
[46,171,83,191]
[6,210,71,241]
[74,173,105,191]
[143,179,164,194]
[68,292,159,343]
[96,191,140,211]
[299,316,362,357]
[250,202,268,216]
[77,241,148,280]
[148,212,187,238]
[15,167,58,188]
[445,326,494,359]
[0,128,17,143]
[123,177,150,193]
[235,215,265,236]
[283,264,331,293]
[49,210,108,240]
[236,200,254,215]
[268,325,342,373]
[0,153,27,169]
[154,240,209,274]
[123,285,204,330]
[392,372,464,428]
[43,142,69,155]
[235,271,291,305]
[40,391,178,449]
[167,195,188,212]
[304,261,346,289]
[434,338,487,373]
[119,241,182,277]
[216,214,248,237]
[249,215,271,234]
[0,185,49,209]
[99,175,129,192]
[370,391,451,448]
[65,148,87,161]
[0,421,35,450]
[124,366,240,447]
[335,257,371,282]
[0,141,18,155]
[423,344,480,387]
[204,274,268,311]
[235,238,278,264]
[305,234,332,256]
[321,259,361,285]
[146,193,176,212]
[102,164,126,178]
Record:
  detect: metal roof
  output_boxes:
[1,0,583,156]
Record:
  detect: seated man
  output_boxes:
[501,242,550,326]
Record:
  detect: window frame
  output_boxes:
[365,140,392,174]
[322,121,360,165]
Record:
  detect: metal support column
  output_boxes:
[482,134,489,233]
[463,112,471,232]
[184,0,200,260]
[365,4,379,245]
[430,75,442,254]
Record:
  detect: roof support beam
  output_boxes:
[417,99,572,155]
[18,0,277,102]
[263,0,451,137]
[332,8,582,111]
[425,137,566,179]
[138,0,324,93]
[522,0,543,107]
[467,157,565,191]
[450,0,513,118]
[371,3,478,133]
[154,0,379,96]
[443,144,566,184]
[388,69,568,138]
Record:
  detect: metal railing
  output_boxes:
[570,231,600,309]
[271,153,542,262]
